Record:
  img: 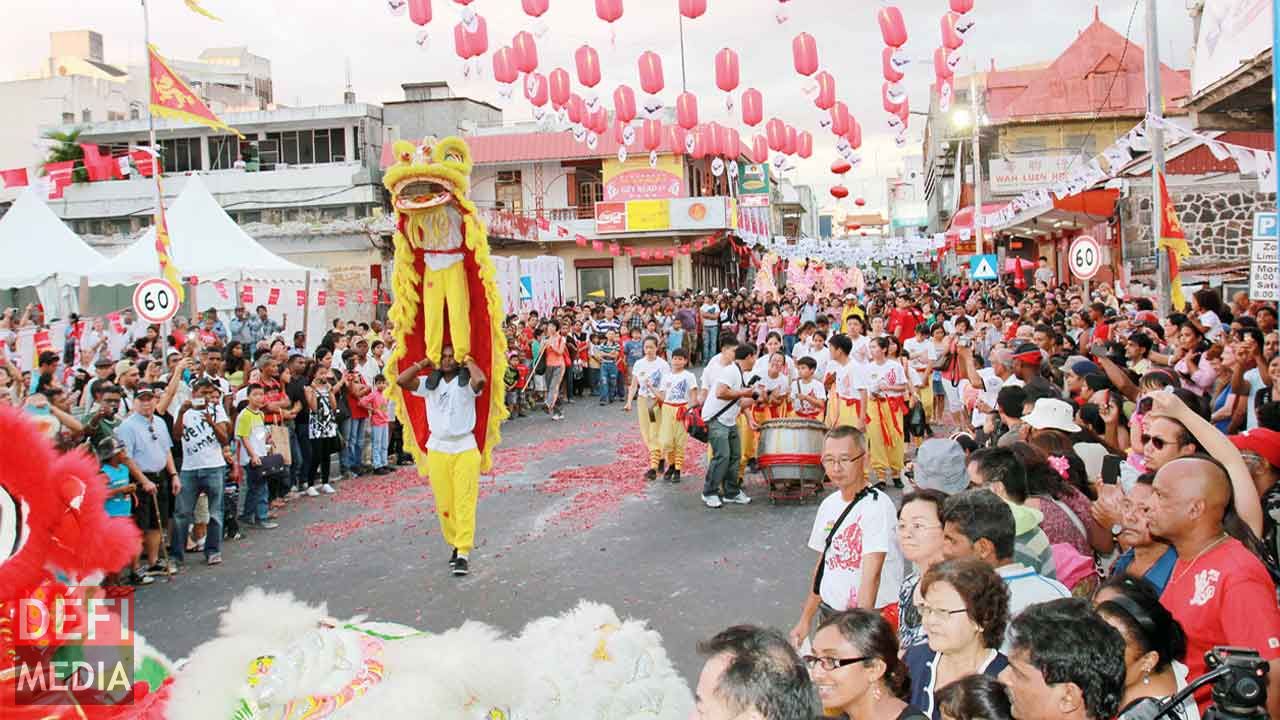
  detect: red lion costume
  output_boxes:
[0,407,168,718]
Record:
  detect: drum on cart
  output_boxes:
[757,418,827,503]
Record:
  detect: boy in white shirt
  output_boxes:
[656,348,697,483]
[624,336,671,481]
[792,356,828,420]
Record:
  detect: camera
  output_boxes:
[1118,646,1269,720]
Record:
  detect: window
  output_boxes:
[1064,134,1097,157]
[238,210,262,224]
[130,106,140,120]
[353,125,361,161]
[107,111,125,121]
[61,112,74,124]
[635,266,672,294]
[577,267,613,302]
[264,128,345,166]
[81,109,92,122]
[496,170,523,212]
[576,173,602,215]
[158,137,202,173]
[209,135,240,170]
[321,205,349,220]
[1013,135,1047,153]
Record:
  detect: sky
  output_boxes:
[1,0,1195,212]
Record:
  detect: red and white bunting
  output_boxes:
[296,289,306,307]
[267,287,280,305]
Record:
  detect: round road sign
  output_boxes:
[133,278,179,324]
[1068,235,1102,280]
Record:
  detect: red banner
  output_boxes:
[337,291,347,308]
[240,285,254,304]
[0,168,28,188]
[355,290,365,304]
[317,290,327,307]
[129,149,159,177]
[296,289,306,307]
[44,161,74,199]
[575,234,588,247]
[267,287,280,305]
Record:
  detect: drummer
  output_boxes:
[752,332,797,381]
[744,353,791,467]
[655,348,697,484]
[864,337,909,490]
[791,356,826,420]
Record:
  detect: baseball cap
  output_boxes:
[94,358,113,369]
[134,386,156,399]
[95,437,124,462]
[1068,359,1100,377]
[1230,429,1280,470]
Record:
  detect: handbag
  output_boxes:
[259,453,287,476]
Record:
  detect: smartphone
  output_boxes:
[192,397,206,409]
[1102,455,1122,486]
[1138,396,1153,415]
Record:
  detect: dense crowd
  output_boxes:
[7,267,1280,720]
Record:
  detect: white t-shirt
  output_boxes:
[797,345,830,380]
[1245,367,1267,430]
[807,488,904,611]
[659,369,698,405]
[631,357,671,398]
[752,354,798,381]
[1199,310,1223,342]
[831,358,860,400]
[973,367,1006,427]
[757,371,790,402]
[179,404,229,470]
[702,363,744,427]
[792,378,827,417]
[412,375,479,453]
[903,337,936,372]
[701,356,734,393]
[863,359,906,398]
[849,335,871,364]
[700,303,720,328]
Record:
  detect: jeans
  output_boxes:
[240,464,269,524]
[370,423,389,468]
[599,362,618,402]
[784,334,797,356]
[288,424,308,489]
[546,365,566,411]
[703,420,741,498]
[342,416,368,471]
[702,326,719,363]
[172,466,225,561]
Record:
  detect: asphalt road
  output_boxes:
[134,392,824,682]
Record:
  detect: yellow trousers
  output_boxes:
[739,412,757,473]
[637,397,662,469]
[867,398,906,473]
[658,404,688,470]
[827,396,866,431]
[425,447,480,555]
[422,261,472,363]
[917,383,935,422]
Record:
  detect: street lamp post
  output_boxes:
[969,69,985,257]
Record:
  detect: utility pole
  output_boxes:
[1145,0,1170,315]
[970,67,985,257]
[1273,0,1279,286]
[677,8,688,93]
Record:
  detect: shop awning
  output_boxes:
[995,188,1120,236]
[946,202,1011,234]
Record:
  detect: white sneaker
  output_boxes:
[724,492,752,505]
[702,494,723,509]
[305,486,320,497]
[321,483,337,494]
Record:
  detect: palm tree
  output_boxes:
[43,128,88,183]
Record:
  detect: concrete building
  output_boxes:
[382,81,502,143]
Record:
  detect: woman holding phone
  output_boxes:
[304,363,342,495]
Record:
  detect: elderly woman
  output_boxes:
[904,558,1010,720]
[897,489,949,651]
[807,610,927,720]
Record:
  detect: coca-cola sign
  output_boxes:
[595,202,627,233]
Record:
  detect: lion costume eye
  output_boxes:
[0,486,29,564]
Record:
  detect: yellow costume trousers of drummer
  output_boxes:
[658,403,688,471]
[826,394,867,431]
[422,260,472,363]
[636,396,662,469]
[917,382,935,423]
[425,447,480,555]
[867,397,907,473]
[738,413,756,474]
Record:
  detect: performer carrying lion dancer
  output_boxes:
[383,136,508,579]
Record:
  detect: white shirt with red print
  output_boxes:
[807,488,904,611]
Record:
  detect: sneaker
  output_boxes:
[305,486,320,497]
[724,491,752,505]
[552,413,565,421]
[452,556,469,576]
[230,532,245,541]
[129,571,155,586]
[258,521,280,529]
[206,552,222,566]
[320,483,336,495]
[644,469,658,482]
[449,548,458,569]
[702,494,724,509]
[375,466,393,475]
[195,537,206,553]
[657,460,666,474]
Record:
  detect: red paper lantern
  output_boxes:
[950,0,974,13]
[591,106,609,134]
[613,85,637,123]
[670,126,688,156]
[595,0,623,24]
[847,117,863,150]
[679,0,706,19]
[453,0,473,4]
[614,119,628,145]
[409,0,432,26]
[522,0,549,17]
[453,23,473,60]
[855,197,867,207]
[882,47,904,83]
[766,118,787,151]
[676,92,699,130]
[797,130,813,159]
[896,96,911,124]
[882,82,904,114]
[831,159,851,175]
[643,119,663,151]
[722,126,741,158]
[512,31,539,73]
[525,72,548,106]
[705,122,722,155]
[783,125,798,156]
[567,94,585,124]
[741,88,763,126]
[464,15,488,55]
[831,101,850,136]
[830,185,849,199]
[934,47,954,80]
[792,33,819,76]
[941,13,965,50]
[638,52,664,96]
[492,47,519,85]
[752,135,769,164]
[575,44,601,88]
[549,68,571,108]
[694,124,715,159]
[813,71,836,111]
[715,48,740,94]
[878,6,908,48]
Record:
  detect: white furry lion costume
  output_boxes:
[165,589,692,720]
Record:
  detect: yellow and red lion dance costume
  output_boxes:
[0,406,171,719]
[382,135,509,474]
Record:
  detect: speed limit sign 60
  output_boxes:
[1069,235,1102,280]
[133,277,180,324]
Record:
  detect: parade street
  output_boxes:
[134,395,821,678]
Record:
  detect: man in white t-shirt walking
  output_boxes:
[700,296,721,366]
[397,345,486,577]
[789,425,904,647]
[701,343,758,509]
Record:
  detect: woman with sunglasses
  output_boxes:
[904,558,1010,720]
[807,609,927,720]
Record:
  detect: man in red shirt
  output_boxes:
[885,295,923,346]
[1147,455,1280,717]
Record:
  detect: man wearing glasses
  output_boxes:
[115,386,180,576]
[789,425,904,649]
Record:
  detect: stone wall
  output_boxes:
[1120,178,1275,270]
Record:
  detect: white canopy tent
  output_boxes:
[0,188,107,317]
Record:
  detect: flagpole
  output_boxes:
[1145,0,1169,316]
[142,0,170,296]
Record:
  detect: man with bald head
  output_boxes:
[1147,455,1280,717]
